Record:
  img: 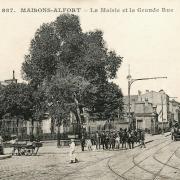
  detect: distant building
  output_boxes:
[123,93,158,132]
[123,89,175,131]
[140,90,169,125]
[0,70,17,86]
[169,99,180,124]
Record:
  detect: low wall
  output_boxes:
[86,120,129,132]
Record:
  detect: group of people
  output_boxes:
[80,128,146,152]
[69,128,146,163]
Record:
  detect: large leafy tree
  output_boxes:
[0,83,33,119]
[92,82,123,119]
[22,14,123,121]
[0,83,47,122]
[0,83,47,138]
[46,74,92,123]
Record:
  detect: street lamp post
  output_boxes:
[127,70,167,129]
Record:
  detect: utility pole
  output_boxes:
[127,65,167,129]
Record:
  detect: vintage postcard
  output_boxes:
[0,0,180,179]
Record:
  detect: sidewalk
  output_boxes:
[145,131,170,143]
[39,132,171,154]
[0,154,12,160]
[1,132,171,157]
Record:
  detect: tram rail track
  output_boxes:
[107,138,172,180]
[153,146,180,172]
[132,143,172,180]
[152,147,180,180]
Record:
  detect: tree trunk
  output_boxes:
[57,124,60,147]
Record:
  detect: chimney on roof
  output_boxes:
[13,70,15,79]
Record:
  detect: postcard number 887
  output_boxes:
[1,8,15,13]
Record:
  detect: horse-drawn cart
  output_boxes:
[11,141,43,156]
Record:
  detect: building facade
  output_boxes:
[169,99,180,125]
[123,89,175,131]
[140,90,169,125]
[123,94,158,133]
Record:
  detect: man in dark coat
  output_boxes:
[101,131,106,150]
[127,130,132,149]
[81,136,86,151]
[105,131,109,150]
[122,129,128,149]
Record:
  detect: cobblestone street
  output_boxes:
[1,133,180,180]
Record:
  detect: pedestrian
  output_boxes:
[133,129,138,143]
[105,131,109,150]
[101,131,106,150]
[86,138,92,151]
[95,131,100,150]
[115,133,120,149]
[69,139,78,163]
[112,131,116,150]
[81,136,86,151]
[127,130,132,149]
[109,131,114,150]
[0,135,4,155]
[171,126,175,140]
[140,130,146,148]
[137,129,141,145]
[10,136,18,155]
[119,128,123,145]
[122,129,127,149]
[91,133,96,146]
[131,130,135,149]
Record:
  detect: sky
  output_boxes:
[0,0,180,100]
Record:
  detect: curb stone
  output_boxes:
[0,154,12,160]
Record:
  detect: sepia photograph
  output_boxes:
[0,0,180,179]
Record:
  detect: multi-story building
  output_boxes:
[169,99,180,125]
[140,90,169,123]
[123,89,173,131]
[123,93,158,133]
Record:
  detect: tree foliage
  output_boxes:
[0,83,47,121]
[92,82,123,119]
[22,14,123,121]
[0,83,33,119]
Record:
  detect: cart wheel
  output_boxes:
[26,149,33,156]
[20,148,26,156]
[24,149,28,156]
